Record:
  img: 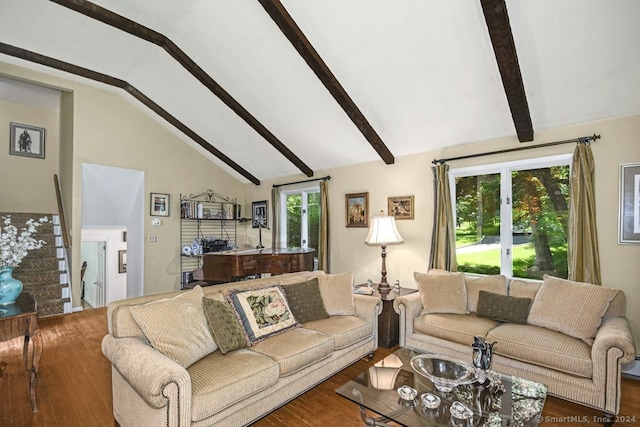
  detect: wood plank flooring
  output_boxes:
[0,307,638,426]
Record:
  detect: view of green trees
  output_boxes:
[285,193,320,251]
[455,166,570,279]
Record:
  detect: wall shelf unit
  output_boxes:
[180,190,240,288]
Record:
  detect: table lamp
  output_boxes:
[365,211,404,293]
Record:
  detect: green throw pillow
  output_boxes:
[477,290,532,324]
[282,278,330,323]
[202,297,247,354]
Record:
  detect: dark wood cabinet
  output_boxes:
[358,285,417,348]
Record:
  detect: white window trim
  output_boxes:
[279,184,320,249]
[448,154,572,277]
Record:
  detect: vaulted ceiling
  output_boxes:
[1,0,639,184]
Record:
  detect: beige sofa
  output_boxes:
[393,271,636,419]
[101,270,381,427]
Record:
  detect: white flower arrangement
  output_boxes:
[1,215,49,268]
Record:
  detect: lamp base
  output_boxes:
[377,280,392,294]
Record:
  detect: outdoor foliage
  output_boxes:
[455,166,569,279]
[285,193,320,251]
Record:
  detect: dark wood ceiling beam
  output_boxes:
[0,42,261,185]
[480,0,534,142]
[257,0,395,165]
[49,0,314,177]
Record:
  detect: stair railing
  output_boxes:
[53,174,70,249]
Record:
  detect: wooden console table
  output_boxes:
[0,292,42,412]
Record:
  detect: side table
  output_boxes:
[0,292,42,413]
[356,284,417,348]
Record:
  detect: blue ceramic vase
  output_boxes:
[0,267,23,305]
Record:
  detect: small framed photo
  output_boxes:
[150,192,170,217]
[619,162,640,244]
[252,200,268,228]
[388,195,415,220]
[345,192,369,228]
[9,122,45,159]
[118,250,127,273]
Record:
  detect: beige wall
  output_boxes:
[0,62,246,302]
[246,115,640,354]
[2,61,638,354]
[0,99,59,213]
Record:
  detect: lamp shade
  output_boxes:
[365,215,404,245]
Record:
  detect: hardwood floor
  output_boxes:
[1,307,638,426]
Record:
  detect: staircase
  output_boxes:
[3,212,71,317]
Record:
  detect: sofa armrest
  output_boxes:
[102,335,192,412]
[354,294,383,324]
[592,316,636,365]
[393,292,422,346]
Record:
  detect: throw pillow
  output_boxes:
[227,286,299,345]
[528,275,619,344]
[476,290,532,324]
[414,271,468,314]
[129,285,216,368]
[317,272,357,316]
[281,278,330,323]
[465,275,508,313]
[202,295,247,354]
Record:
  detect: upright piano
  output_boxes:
[202,248,315,283]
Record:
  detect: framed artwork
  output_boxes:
[118,250,127,273]
[388,195,415,220]
[9,122,45,159]
[252,200,268,228]
[619,162,640,244]
[150,192,170,217]
[345,192,369,228]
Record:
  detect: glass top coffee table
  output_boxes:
[336,348,547,427]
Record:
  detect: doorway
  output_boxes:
[81,228,127,308]
[81,163,144,302]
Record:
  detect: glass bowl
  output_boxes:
[410,354,478,393]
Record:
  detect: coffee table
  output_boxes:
[336,348,547,426]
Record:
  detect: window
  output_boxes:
[450,155,571,279]
[279,186,320,252]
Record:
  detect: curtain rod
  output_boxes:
[432,134,600,165]
[272,175,331,188]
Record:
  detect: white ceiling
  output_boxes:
[1,0,639,184]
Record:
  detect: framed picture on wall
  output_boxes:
[619,162,640,244]
[150,192,170,217]
[9,122,45,159]
[388,195,415,220]
[252,200,268,228]
[345,192,369,228]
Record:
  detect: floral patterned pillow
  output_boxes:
[227,286,300,345]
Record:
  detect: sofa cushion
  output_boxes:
[508,279,541,301]
[188,349,279,421]
[465,275,507,312]
[487,323,593,378]
[476,290,532,324]
[281,278,330,323]
[317,272,356,316]
[414,313,500,346]
[528,275,618,344]
[203,295,247,355]
[228,286,299,345]
[415,271,468,314]
[129,285,216,368]
[303,315,372,350]
[249,327,334,376]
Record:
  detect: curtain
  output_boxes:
[568,142,601,284]
[271,187,281,249]
[318,180,330,271]
[429,163,457,271]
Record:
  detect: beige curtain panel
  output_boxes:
[318,180,330,272]
[429,163,457,271]
[568,143,601,284]
[271,187,281,249]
